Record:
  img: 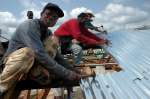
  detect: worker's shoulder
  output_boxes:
[66,18,78,23]
[19,19,39,28]
[15,19,40,36]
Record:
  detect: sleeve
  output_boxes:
[54,52,74,70]
[84,29,105,41]
[70,20,102,45]
[19,21,71,78]
[0,42,5,56]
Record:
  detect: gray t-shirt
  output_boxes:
[4,19,73,79]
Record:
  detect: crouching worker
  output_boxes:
[54,12,109,66]
[0,3,87,98]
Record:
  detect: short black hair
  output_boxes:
[41,3,64,17]
[27,11,33,19]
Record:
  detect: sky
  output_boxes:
[0,0,150,39]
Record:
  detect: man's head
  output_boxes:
[27,11,33,19]
[40,3,64,27]
[78,12,94,23]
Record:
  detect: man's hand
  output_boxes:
[101,30,107,34]
[73,67,95,77]
[73,68,82,74]
[68,70,92,80]
[97,39,111,46]
[105,39,112,46]
[68,71,83,80]
[80,67,95,77]
[97,39,107,45]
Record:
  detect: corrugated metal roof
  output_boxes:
[80,30,150,99]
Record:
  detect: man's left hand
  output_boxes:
[105,39,112,46]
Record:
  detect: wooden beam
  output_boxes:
[15,79,79,90]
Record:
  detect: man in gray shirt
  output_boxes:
[0,3,84,97]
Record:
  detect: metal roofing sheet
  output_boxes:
[80,30,150,99]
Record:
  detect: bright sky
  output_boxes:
[0,0,150,38]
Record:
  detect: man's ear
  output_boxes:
[40,11,44,17]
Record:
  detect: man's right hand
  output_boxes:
[68,71,88,81]
[97,39,111,46]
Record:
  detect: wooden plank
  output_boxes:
[15,79,79,90]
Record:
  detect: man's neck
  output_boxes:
[39,18,48,28]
